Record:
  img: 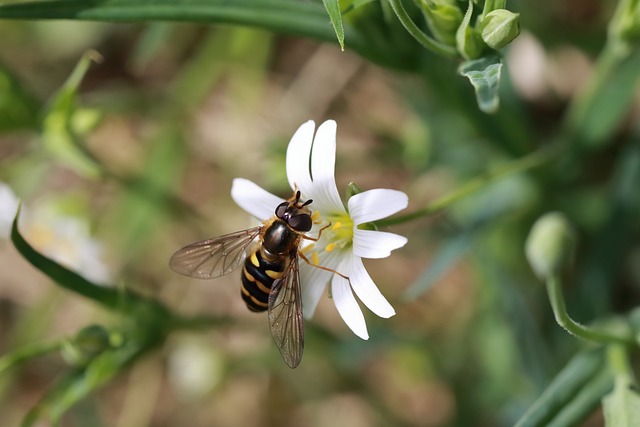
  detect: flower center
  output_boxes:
[303,210,354,265]
[322,212,354,252]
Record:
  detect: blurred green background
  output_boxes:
[1,1,639,426]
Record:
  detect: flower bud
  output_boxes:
[480,9,520,49]
[61,324,114,367]
[456,1,484,59]
[418,0,463,46]
[525,212,576,280]
[610,0,640,42]
[346,181,363,199]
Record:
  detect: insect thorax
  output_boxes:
[262,220,301,256]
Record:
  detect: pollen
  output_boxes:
[325,243,337,252]
[332,222,342,231]
[311,251,320,265]
[311,210,321,223]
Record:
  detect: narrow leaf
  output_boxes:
[0,0,334,41]
[42,50,103,177]
[515,347,608,427]
[323,0,345,50]
[10,205,169,317]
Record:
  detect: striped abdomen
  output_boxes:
[241,249,287,312]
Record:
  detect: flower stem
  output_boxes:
[546,275,634,346]
[376,145,554,227]
[0,339,65,373]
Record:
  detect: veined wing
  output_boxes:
[268,254,304,368]
[170,227,261,279]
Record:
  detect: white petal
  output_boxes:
[348,189,408,225]
[348,255,395,318]
[308,120,344,213]
[353,229,408,259]
[230,178,284,221]
[286,121,315,196]
[300,249,341,318]
[300,267,328,319]
[332,268,369,339]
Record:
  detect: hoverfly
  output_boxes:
[170,190,331,368]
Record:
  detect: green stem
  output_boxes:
[546,275,633,345]
[387,0,457,56]
[0,340,65,373]
[607,343,635,384]
[376,145,555,227]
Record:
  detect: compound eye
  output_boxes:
[289,213,312,232]
[275,202,289,218]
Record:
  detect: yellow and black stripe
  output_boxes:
[241,250,287,312]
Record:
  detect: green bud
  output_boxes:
[418,0,463,46]
[525,212,576,280]
[456,1,484,59]
[61,324,114,367]
[480,9,521,49]
[609,0,640,43]
[346,181,363,199]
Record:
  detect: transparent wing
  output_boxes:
[268,254,304,368]
[170,227,261,279]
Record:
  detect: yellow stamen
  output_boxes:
[301,243,315,254]
[311,211,321,222]
[332,222,342,230]
[311,251,320,265]
[325,243,337,252]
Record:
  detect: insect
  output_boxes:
[170,190,334,368]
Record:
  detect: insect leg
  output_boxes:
[297,250,351,284]
[302,222,331,242]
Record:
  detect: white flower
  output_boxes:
[0,182,112,284]
[231,120,408,339]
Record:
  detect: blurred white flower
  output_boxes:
[167,338,224,399]
[231,120,408,339]
[0,183,20,239]
[0,182,112,284]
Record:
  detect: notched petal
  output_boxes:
[286,120,315,195]
[231,178,284,221]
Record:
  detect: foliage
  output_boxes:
[0,0,639,426]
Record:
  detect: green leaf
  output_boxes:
[565,47,640,148]
[515,347,613,427]
[10,205,170,318]
[42,50,103,177]
[21,340,145,426]
[419,0,463,46]
[0,63,39,132]
[603,345,640,427]
[604,380,640,426]
[0,0,333,41]
[458,55,502,113]
[323,0,345,50]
